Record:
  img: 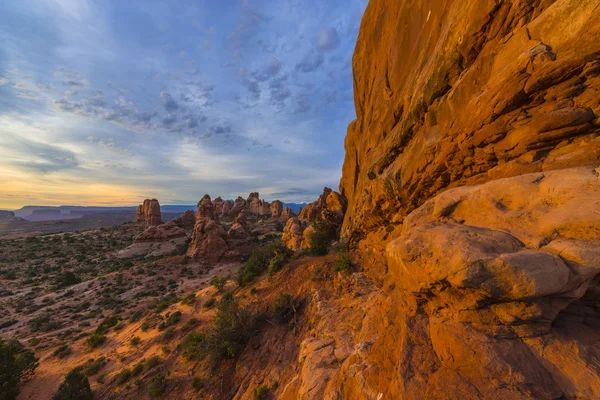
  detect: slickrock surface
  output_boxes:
[333,0,600,398]
[135,199,162,227]
[117,221,187,258]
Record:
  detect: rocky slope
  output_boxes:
[334,0,600,398]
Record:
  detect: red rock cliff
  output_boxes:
[340,0,600,242]
[334,1,600,399]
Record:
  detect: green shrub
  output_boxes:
[131,361,144,377]
[0,339,38,400]
[334,250,352,272]
[182,293,250,362]
[143,355,161,372]
[191,376,204,391]
[237,243,290,285]
[236,247,272,285]
[180,292,196,306]
[308,220,334,256]
[146,374,167,398]
[254,384,270,400]
[130,336,141,346]
[54,272,81,289]
[95,316,118,334]
[52,344,71,359]
[158,326,176,343]
[267,253,287,277]
[83,357,106,376]
[85,333,106,349]
[115,368,131,385]
[210,276,227,291]
[52,369,92,400]
[28,314,62,332]
[272,293,295,324]
[203,298,216,309]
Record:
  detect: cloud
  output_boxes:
[3,137,79,174]
[318,27,340,51]
[295,51,324,73]
[159,91,179,112]
[0,0,366,207]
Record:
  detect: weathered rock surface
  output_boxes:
[340,0,600,243]
[280,207,296,221]
[136,199,162,227]
[118,221,187,258]
[330,167,600,399]
[187,195,230,264]
[270,200,283,218]
[172,210,195,230]
[282,217,305,252]
[222,200,233,218]
[229,196,247,218]
[286,188,347,251]
[247,192,270,215]
[331,1,600,399]
[228,210,250,244]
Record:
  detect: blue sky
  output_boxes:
[0,0,366,208]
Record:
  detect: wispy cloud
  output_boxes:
[0,0,367,207]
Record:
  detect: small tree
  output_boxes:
[52,369,93,400]
[0,340,38,400]
[308,220,335,256]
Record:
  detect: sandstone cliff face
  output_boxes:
[340,0,600,242]
[136,199,162,227]
[334,0,600,398]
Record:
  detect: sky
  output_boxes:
[0,0,367,209]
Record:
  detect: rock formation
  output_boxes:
[136,199,162,227]
[282,217,305,252]
[229,196,247,218]
[340,0,600,244]
[118,221,187,258]
[270,200,283,218]
[222,200,233,218]
[332,0,600,398]
[187,195,230,264]
[280,207,296,221]
[172,210,195,230]
[247,192,270,215]
[228,210,250,243]
[213,197,224,217]
[284,188,346,251]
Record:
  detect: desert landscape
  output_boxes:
[2,0,600,399]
